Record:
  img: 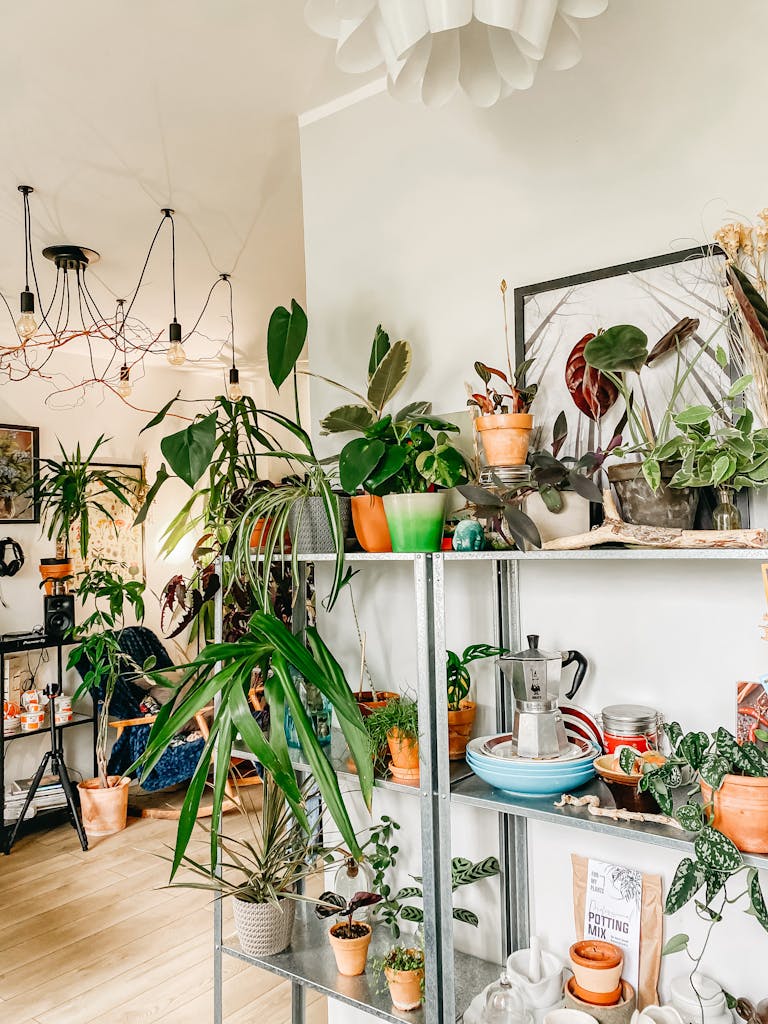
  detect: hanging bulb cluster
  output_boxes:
[15,187,37,343]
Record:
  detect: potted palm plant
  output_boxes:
[167,775,330,957]
[446,643,506,760]
[38,435,133,591]
[69,558,146,835]
[469,280,538,467]
[132,611,374,876]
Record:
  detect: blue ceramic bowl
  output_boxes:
[466,736,598,768]
[466,752,596,796]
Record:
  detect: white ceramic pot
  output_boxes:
[631,1007,685,1024]
[669,973,732,1024]
[506,948,564,1009]
[232,896,296,957]
[524,492,591,543]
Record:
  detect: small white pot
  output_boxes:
[232,897,296,957]
[524,492,590,543]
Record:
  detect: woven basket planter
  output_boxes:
[287,496,351,554]
[232,896,296,956]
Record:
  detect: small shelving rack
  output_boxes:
[211,547,768,1024]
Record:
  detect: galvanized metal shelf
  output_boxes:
[451,775,768,873]
[256,547,768,563]
[222,905,499,1024]
[233,729,473,795]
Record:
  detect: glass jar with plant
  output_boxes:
[640,391,768,531]
[469,280,538,467]
[365,695,420,781]
[621,723,768,985]
[315,890,383,976]
[332,815,401,925]
[132,611,374,878]
[38,435,134,591]
[68,557,147,836]
[372,945,425,1012]
[166,774,334,957]
[446,643,507,759]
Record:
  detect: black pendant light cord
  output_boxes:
[169,211,178,324]
[22,190,30,292]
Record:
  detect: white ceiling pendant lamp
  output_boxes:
[305,0,609,107]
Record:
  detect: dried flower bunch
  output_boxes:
[714,210,768,424]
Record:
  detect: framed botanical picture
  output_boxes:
[0,423,39,524]
[513,246,730,460]
[67,462,146,581]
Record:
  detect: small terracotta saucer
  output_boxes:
[389,764,420,782]
[568,976,623,1006]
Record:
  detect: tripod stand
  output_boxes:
[5,645,88,854]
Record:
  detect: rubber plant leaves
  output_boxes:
[131,613,373,876]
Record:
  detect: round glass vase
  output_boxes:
[333,858,376,921]
[712,485,742,531]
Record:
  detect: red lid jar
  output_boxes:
[601,703,659,754]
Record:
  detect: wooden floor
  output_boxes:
[0,789,327,1024]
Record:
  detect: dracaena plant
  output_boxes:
[131,611,374,877]
[623,724,768,978]
[458,414,607,551]
[446,643,507,711]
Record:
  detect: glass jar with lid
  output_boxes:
[601,703,660,754]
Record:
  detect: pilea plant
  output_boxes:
[624,724,768,976]
[446,644,507,711]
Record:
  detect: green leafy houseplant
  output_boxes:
[132,611,374,876]
[626,724,768,976]
[387,855,500,932]
[446,644,506,712]
[38,435,134,561]
[372,945,425,984]
[372,945,426,1010]
[68,558,147,788]
[365,696,419,752]
[469,358,537,416]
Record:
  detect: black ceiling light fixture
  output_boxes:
[16,185,37,342]
[163,208,186,367]
[221,273,243,402]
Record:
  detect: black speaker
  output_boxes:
[44,593,75,639]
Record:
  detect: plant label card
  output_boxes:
[584,859,642,991]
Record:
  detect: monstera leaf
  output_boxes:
[565,333,619,420]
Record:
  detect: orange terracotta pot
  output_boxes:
[386,959,424,1011]
[328,921,372,976]
[78,776,130,836]
[701,775,768,853]
[476,413,533,466]
[39,558,73,596]
[387,729,419,770]
[569,940,623,996]
[447,700,476,760]
[250,518,270,549]
[356,691,400,719]
[351,495,392,552]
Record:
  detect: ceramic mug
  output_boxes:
[507,949,565,1009]
[545,1009,599,1024]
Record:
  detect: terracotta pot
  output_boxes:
[328,921,372,976]
[386,959,424,1011]
[700,775,768,853]
[569,940,623,995]
[39,557,73,596]
[476,413,533,466]
[250,518,270,549]
[355,691,399,719]
[351,495,392,552]
[565,976,636,1022]
[447,700,476,760]
[77,776,130,836]
[387,729,419,770]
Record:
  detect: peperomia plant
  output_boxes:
[625,724,768,978]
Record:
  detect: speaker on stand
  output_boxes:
[44,593,75,640]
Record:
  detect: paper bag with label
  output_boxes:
[572,853,662,1008]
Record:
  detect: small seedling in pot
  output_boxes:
[316,890,383,939]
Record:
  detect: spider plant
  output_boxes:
[38,435,134,560]
[163,775,335,904]
[132,611,373,876]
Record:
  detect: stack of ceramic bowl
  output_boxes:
[466,735,598,797]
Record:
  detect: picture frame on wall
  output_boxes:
[67,462,146,582]
[513,245,730,461]
[0,423,39,524]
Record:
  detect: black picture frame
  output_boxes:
[0,423,40,525]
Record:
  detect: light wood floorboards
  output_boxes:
[0,789,327,1024]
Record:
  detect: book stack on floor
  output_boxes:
[4,774,67,824]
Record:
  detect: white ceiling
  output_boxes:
[0,1,366,370]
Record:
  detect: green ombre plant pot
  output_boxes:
[383,493,447,553]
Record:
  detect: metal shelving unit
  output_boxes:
[212,547,768,1024]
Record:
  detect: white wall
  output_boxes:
[300,0,768,1010]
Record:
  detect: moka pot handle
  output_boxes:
[561,650,588,700]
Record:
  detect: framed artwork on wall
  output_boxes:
[67,462,146,581]
[513,246,731,461]
[0,423,39,524]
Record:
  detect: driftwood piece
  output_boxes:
[554,793,683,830]
[542,489,768,551]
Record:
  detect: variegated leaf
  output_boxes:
[665,857,706,914]
[367,340,411,414]
[694,826,742,873]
